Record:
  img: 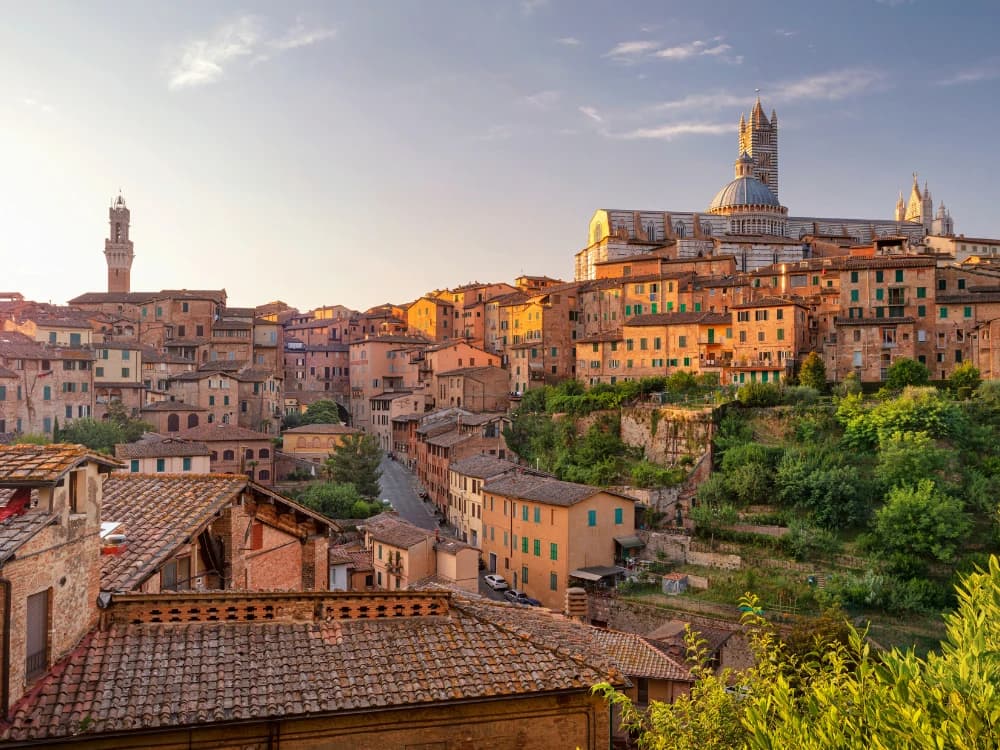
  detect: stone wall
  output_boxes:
[621,405,715,465]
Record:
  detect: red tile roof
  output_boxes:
[99,474,249,592]
[0,444,121,485]
[173,425,274,442]
[1,590,619,741]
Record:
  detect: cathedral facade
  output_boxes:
[574,97,952,281]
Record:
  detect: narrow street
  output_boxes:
[377,456,438,530]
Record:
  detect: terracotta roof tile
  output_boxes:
[483,473,636,507]
[1,590,616,741]
[114,437,210,459]
[0,444,120,485]
[172,425,274,442]
[99,474,248,592]
[361,513,436,549]
[282,424,359,435]
[449,455,519,480]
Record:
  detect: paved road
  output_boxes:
[378,457,438,530]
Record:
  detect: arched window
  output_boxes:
[311,437,320,447]
[207,414,214,424]
[257,470,270,481]
[187,414,199,428]
[166,413,180,432]
[245,449,254,460]
[223,450,235,461]
[674,222,686,238]
[222,414,230,424]
[328,438,336,447]
[258,448,270,458]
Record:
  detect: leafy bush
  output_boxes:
[874,430,950,490]
[782,521,841,561]
[737,381,781,407]
[948,362,981,395]
[797,352,827,391]
[630,461,685,488]
[781,385,820,405]
[885,357,931,390]
[874,479,971,564]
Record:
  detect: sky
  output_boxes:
[2,0,1000,311]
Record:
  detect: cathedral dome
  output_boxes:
[708,176,780,212]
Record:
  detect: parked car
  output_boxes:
[417,488,429,500]
[504,589,541,606]
[484,574,508,591]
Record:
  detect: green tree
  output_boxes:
[56,419,124,454]
[832,371,862,398]
[948,362,982,396]
[105,400,153,443]
[885,357,930,390]
[596,556,1000,750]
[797,352,827,392]
[874,479,971,565]
[874,430,949,490]
[300,399,343,425]
[296,482,368,518]
[690,501,738,547]
[322,433,383,498]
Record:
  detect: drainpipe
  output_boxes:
[0,577,10,717]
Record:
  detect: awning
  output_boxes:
[614,535,644,549]
[569,565,627,582]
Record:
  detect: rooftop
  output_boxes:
[173,424,274,443]
[0,444,120,486]
[483,473,635,507]
[1,589,619,742]
[361,513,435,549]
[99,473,250,592]
[282,424,359,435]
[114,436,211,459]
[449,454,519,479]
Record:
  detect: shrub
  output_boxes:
[782,521,841,561]
[737,381,781,407]
[885,357,931,391]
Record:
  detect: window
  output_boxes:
[550,572,558,591]
[850,271,859,283]
[587,509,597,527]
[875,288,884,301]
[850,289,859,302]
[223,450,235,461]
[777,328,785,341]
[678,335,687,347]
[875,271,884,283]
[964,306,973,319]
[156,458,165,473]
[43,386,51,401]
[48,332,56,344]
[958,278,966,290]
[182,457,192,471]
[522,505,529,521]
[534,539,541,556]
[533,507,540,523]
[121,367,129,378]
[917,287,926,298]
[940,307,948,319]
[522,565,529,584]
[522,536,529,553]
[938,279,947,291]
[918,305,926,317]
[25,590,49,680]
[161,556,190,591]
[95,367,104,377]
[209,395,215,406]
[130,459,139,473]
[182,302,189,313]
[550,542,558,561]
[614,507,623,525]
[895,270,904,282]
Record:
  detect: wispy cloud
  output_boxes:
[520,0,548,15]
[621,122,736,140]
[936,58,1000,86]
[20,96,55,114]
[269,22,336,52]
[604,40,660,61]
[555,36,581,46]
[775,28,797,37]
[579,106,603,123]
[167,16,335,90]
[523,89,560,109]
[654,37,731,60]
[651,68,885,113]
[606,36,741,64]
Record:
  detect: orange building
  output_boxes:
[480,473,637,610]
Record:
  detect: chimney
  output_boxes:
[564,587,588,621]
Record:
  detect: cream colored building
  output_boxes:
[361,513,478,593]
[448,454,520,547]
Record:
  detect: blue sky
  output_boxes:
[2,0,999,310]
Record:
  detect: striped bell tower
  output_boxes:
[738,92,779,201]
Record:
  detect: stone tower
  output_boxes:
[904,174,934,232]
[739,94,779,201]
[104,193,134,294]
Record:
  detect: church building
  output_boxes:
[575,96,953,281]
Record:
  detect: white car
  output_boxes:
[484,574,508,591]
